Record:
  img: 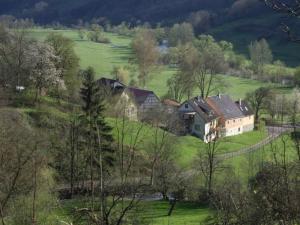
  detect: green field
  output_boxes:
[224,134,298,184]
[55,199,212,225]
[28,28,294,100]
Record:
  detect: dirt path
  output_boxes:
[217,126,293,160]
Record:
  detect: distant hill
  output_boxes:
[0,0,263,25]
[1,0,299,66]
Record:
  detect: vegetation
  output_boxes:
[0,3,300,224]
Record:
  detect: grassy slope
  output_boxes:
[109,117,268,168]
[224,134,297,184]
[28,28,293,99]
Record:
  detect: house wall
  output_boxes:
[223,117,244,137]
[242,115,255,132]
[118,93,138,121]
[140,94,161,112]
[191,114,207,140]
[178,102,194,113]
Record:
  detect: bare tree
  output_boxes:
[246,87,271,126]
[289,89,300,160]
[197,140,224,197]
[132,29,159,87]
[194,35,228,98]
[0,109,45,223]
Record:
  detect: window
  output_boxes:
[185,104,189,109]
[233,120,235,123]
[238,127,241,132]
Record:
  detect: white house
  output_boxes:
[179,97,219,143]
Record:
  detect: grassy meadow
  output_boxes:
[28,28,294,100]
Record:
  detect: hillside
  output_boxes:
[2,1,300,65]
[0,0,236,24]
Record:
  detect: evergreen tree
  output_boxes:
[80,67,114,209]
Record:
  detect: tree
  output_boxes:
[45,33,80,96]
[194,35,228,98]
[197,140,223,197]
[168,23,195,46]
[294,67,300,87]
[246,87,271,126]
[111,66,130,85]
[166,72,189,102]
[0,109,47,223]
[0,26,32,90]
[176,43,200,99]
[288,89,300,161]
[249,39,273,75]
[78,29,86,40]
[80,67,114,209]
[132,29,159,87]
[27,42,63,102]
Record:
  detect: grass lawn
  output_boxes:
[28,28,294,100]
[177,128,267,167]
[224,133,298,184]
[54,198,212,225]
[109,118,268,168]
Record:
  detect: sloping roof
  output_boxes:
[185,97,218,123]
[162,99,180,107]
[97,77,125,88]
[207,95,244,120]
[235,100,254,116]
[125,87,159,106]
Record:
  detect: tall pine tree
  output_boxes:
[80,67,114,210]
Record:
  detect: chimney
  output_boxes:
[239,98,242,106]
[218,92,221,99]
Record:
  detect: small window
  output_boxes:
[233,120,236,123]
[227,121,230,124]
[185,104,189,109]
[238,127,241,132]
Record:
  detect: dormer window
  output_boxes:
[185,104,189,109]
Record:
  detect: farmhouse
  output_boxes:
[179,97,219,143]
[98,77,161,121]
[206,94,254,137]
[179,94,254,142]
[118,87,161,120]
